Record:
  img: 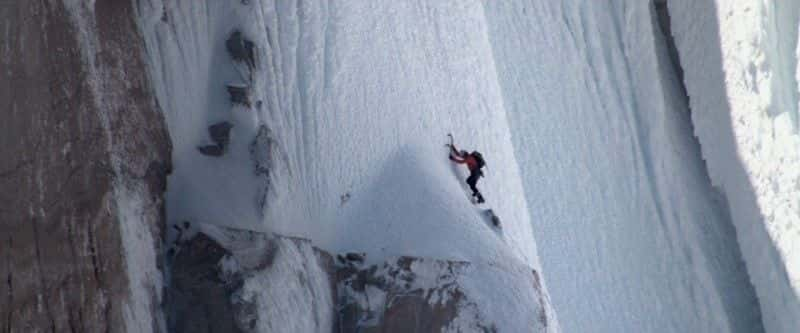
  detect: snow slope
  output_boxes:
[669,1,800,332]
[333,145,517,264]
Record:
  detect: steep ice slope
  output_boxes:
[669,1,800,332]
[136,0,771,332]
[136,1,559,330]
[483,1,763,332]
[260,0,541,268]
[137,0,540,268]
[333,145,516,264]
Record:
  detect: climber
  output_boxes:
[447,135,486,204]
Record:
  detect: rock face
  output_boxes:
[197,122,234,157]
[336,257,476,332]
[168,226,337,333]
[208,122,234,149]
[336,255,551,332]
[168,233,242,333]
[225,30,256,69]
[226,84,252,107]
[169,225,553,333]
[0,1,171,332]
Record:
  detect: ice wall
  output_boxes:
[669,0,800,332]
[483,1,763,332]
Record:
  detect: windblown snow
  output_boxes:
[134,0,800,332]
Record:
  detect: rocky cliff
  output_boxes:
[0,1,171,332]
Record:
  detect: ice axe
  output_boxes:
[445,133,454,147]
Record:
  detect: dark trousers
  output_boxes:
[466,169,481,196]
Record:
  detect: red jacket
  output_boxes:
[450,150,479,171]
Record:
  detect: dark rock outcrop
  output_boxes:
[168,227,337,333]
[227,84,252,107]
[209,122,233,149]
[197,145,225,157]
[336,256,495,333]
[0,1,171,332]
[226,30,256,68]
[168,233,244,333]
[197,122,233,157]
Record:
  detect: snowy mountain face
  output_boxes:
[4,0,800,332]
[136,0,540,267]
[137,0,558,330]
[134,0,770,331]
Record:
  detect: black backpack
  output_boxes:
[471,151,485,169]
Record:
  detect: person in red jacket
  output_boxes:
[448,143,486,203]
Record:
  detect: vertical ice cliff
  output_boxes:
[1,1,171,332]
[669,1,800,332]
[483,1,763,332]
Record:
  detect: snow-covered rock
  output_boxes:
[337,255,554,333]
[167,225,555,332]
[168,227,337,333]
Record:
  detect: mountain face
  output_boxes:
[1,1,170,332]
[4,0,800,332]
